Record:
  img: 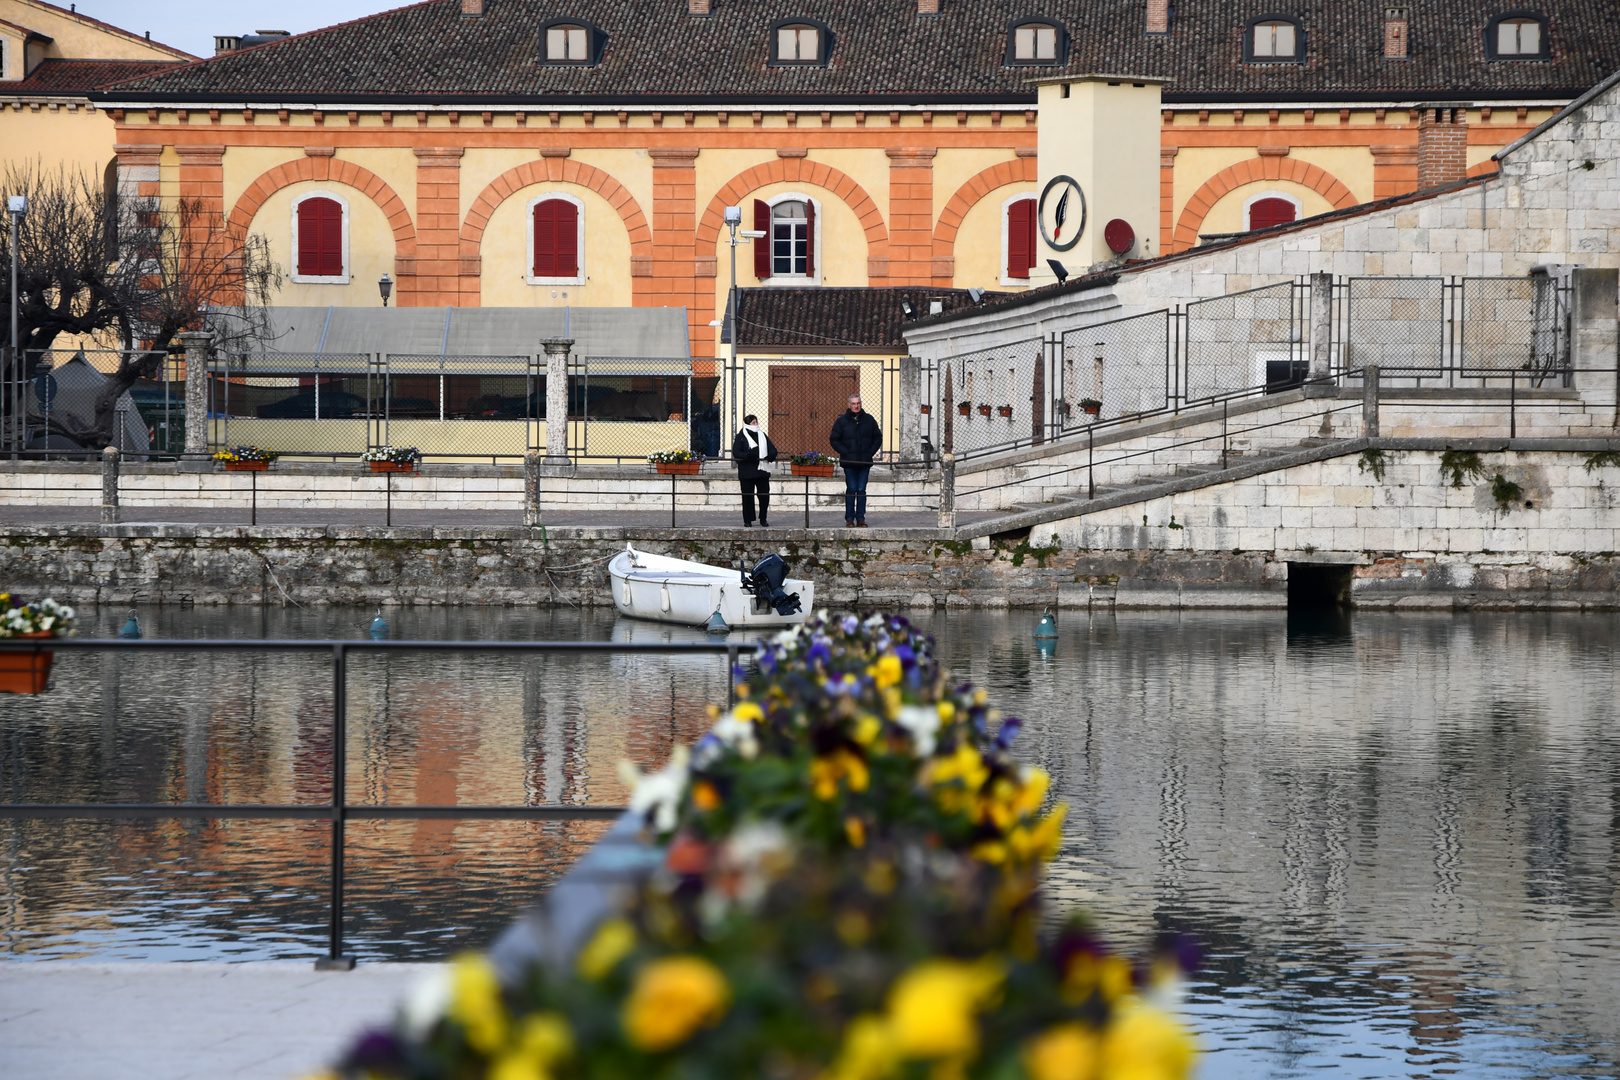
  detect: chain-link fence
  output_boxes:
[8,349,175,459]
[1059,310,1172,430]
[725,357,899,463]
[1183,280,1309,405]
[568,356,696,463]
[935,337,1048,456]
[1343,277,1447,384]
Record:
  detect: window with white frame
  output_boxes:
[1490,14,1546,58]
[291,191,349,283]
[543,22,601,64]
[1010,23,1058,63]
[771,199,813,277]
[1247,17,1301,61]
[528,193,585,285]
[773,23,825,64]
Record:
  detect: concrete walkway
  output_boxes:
[0,961,440,1080]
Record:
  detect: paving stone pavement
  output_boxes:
[0,961,441,1080]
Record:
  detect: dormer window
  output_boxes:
[541,20,604,65]
[770,19,830,66]
[1006,19,1064,66]
[1487,13,1548,59]
[1245,16,1302,62]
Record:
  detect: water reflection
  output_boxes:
[2,606,1618,1078]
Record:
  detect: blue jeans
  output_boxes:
[843,465,870,522]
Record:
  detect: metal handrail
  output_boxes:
[0,637,741,968]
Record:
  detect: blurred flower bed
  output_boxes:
[325,614,1197,1080]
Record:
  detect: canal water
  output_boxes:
[1,606,1616,1079]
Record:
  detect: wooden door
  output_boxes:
[768,365,858,456]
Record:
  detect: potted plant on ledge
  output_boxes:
[649,449,702,475]
[789,450,836,477]
[1078,398,1103,417]
[214,447,279,472]
[361,446,422,473]
[0,594,75,694]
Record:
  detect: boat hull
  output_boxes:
[608,547,813,628]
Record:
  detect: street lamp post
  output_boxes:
[378,272,393,307]
[8,194,27,458]
[719,206,766,444]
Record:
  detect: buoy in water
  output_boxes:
[369,610,390,640]
[118,612,141,639]
[705,609,730,635]
[1034,609,1058,639]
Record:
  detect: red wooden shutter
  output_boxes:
[1007,199,1034,278]
[1248,198,1296,231]
[298,197,343,277]
[533,199,578,277]
[803,199,816,277]
[753,199,771,279]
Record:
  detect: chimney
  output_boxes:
[1417,107,1468,188]
[917,0,940,15]
[1383,7,1408,59]
[687,0,711,14]
[214,35,241,54]
[1145,0,1169,34]
[461,0,485,16]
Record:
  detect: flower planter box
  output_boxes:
[654,461,701,475]
[957,403,971,416]
[1081,404,1102,417]
[791,463,836,478]
[225,461,268,472]
[0,633,54,695]
[919,404,931,414]
[997,406,1013,418]
[368,461,416,473]
[978,405,992,417]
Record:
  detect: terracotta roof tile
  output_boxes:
[738,287,989,349]
[96,0,1620,103]
[0,58,185,94]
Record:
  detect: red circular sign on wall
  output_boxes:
[1104,218,1135,255]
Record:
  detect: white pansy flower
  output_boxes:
[895,705,943,757]
[711,710,760,760]
[399,965,453,1040]
[617,744,690,834]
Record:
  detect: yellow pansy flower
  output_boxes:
[871,654,903,689]
[886,958,1004,1060]
[576,917,636,981]
[820,1014,900,1080]
[1022,1022,1101,1080]
[489,1011,574,1080]
[447,953,507,1053]
[1099,1003,1196,1080]
[621,955,730,1052]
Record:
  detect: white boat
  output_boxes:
[608,544,813,629]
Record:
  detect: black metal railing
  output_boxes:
[0,637,741,968]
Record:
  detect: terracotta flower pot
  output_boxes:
[978,405,992,417]
[1081,404,1102,416]
[958,403,971,416]
[655,461,701,475]
[791,463,835,477]
[225,460,268,472]
[997,406,1013,418]
[369,460,416,473]
[0,632,54,694]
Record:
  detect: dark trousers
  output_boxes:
[843,465,871,522]
[740,474,771,523]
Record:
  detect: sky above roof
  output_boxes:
[68,0,394,59]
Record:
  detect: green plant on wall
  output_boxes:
[1583,450,1620,473]
[1358,447,1388,482]
[1439,449,1487,489]
[1490,472,1525,512]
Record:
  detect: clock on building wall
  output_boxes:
[1038,175,1086,252]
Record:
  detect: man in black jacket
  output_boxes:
[828,394,882,527]
[731,414,778,527]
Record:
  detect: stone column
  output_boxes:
[1362,364,1380,438]
[1571,268,1619,423]
[100,446,120,524]
[937,453,955,531]
[524,448,542,526]
[543,338,573,462]
[180,330,213,469]
[1304,272,1334,396]
[897,354,921,467]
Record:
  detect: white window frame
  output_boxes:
[546,24,590,62]
[1242,190,1303,231]
[1252,20,1298,59]
[776,25,821,63]
[290,189,351,285]
[1497,18,1541,57]
[1000,192,1038,286]
[526,192,587,286]
[763,192,822,286]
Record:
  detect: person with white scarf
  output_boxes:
[730,414,779,528]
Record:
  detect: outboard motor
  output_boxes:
[739,553,803,616]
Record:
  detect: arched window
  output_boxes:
[1487,12,1547,59]
[1246,196,1298,231]
[293,193,347,282]
[753,197,816,280]
[770,19,831,66]
[1005,196,1036,280]
[541,20,605,65]
[529,195,583,283]
[1006,19,1064,65]
[1245,16,1302,62]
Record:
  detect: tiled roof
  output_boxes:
[0,58,185,94]
[97,0,1620,104]
[738,287,987,350]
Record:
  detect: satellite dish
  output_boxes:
[1104,219,1136,255]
